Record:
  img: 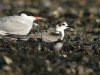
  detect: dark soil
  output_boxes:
[0,0,100,75]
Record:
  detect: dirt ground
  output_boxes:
[0,0,100,75]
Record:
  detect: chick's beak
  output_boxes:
[66,26,69,28]
[35,16,43,20]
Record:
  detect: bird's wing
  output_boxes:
[42,32,61,42]
[0,16,30,35]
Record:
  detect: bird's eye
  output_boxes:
[61,23,65,25]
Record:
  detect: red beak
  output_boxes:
[35,16,43,20]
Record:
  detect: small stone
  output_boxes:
[62,54,67,58]
[54,42,63,52]
[3,55,13,64]
[77,65,85,75]
[82,56,89,63]
[3,65,12,71]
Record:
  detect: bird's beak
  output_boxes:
[67,26,69,28]
[34,16,43,20]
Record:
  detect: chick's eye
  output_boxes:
[61,24,65,25]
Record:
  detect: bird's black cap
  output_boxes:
[18,11,34,16]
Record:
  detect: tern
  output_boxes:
[0,11,43,35]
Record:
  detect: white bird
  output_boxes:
[0,11,43,35]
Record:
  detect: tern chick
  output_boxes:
[35,21,69,42]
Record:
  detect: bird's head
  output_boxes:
[56,22,69,33]
[19,11,43,22]
[60,21,69,30]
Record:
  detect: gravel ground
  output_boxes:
[0,0,100,75]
